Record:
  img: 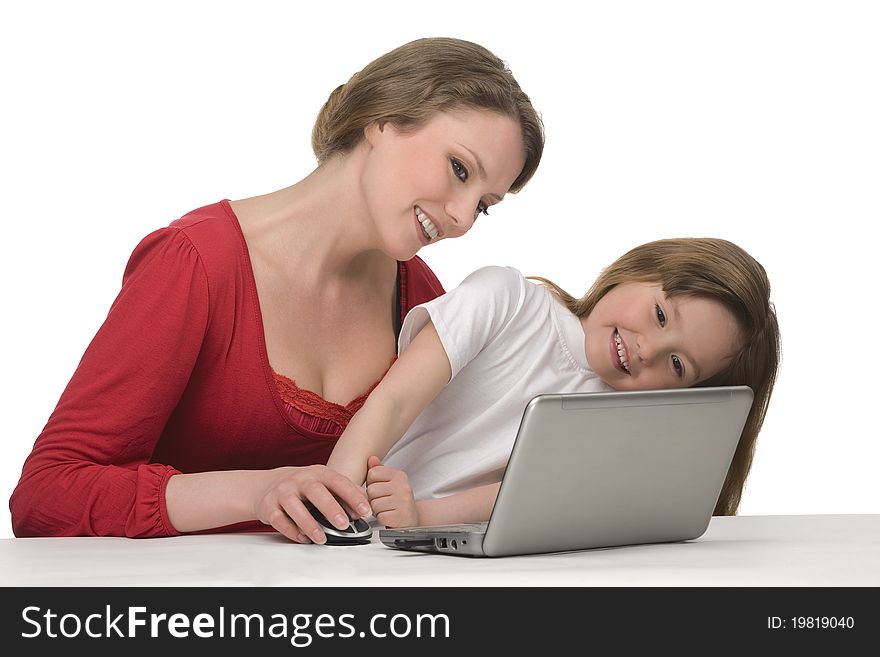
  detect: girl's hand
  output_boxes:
[253,465,371,544]
[365,456,420,528]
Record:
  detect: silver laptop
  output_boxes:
[379,386,753,557]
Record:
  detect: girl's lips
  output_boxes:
[610,329,631,375]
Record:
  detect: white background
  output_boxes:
[1,1,878,538]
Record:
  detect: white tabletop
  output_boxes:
[2,514,878,587]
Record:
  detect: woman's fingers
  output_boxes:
[318,466,372,519]
[263,503,311,543]
[257,465,372,544]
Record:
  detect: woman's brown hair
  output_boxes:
[311,37,544,193]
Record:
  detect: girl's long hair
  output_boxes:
[532,237,780,515]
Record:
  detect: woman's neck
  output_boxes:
[232,154,394,287]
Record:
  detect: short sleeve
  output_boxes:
[398,266,525,379]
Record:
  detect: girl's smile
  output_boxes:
[612,329,631,375]
[583,282,743,390]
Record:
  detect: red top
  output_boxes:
[9,200,444,538]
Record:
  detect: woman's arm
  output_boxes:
[9,229,208,538]
[326,320,451,486]
[165,466,371,544]
[10,226,371,543]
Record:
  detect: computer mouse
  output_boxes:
[306,503,373,545]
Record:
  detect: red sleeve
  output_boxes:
[9,228,210,537]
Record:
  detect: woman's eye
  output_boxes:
[655,304,666,327]
[476,200,490,216]
[671,355,684,378]
[450,158,468,182]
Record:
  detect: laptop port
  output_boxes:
[436,538,448,549]
[450,539,458,550]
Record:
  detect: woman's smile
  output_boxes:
[415,205,440,242]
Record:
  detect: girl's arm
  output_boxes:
[366,456,501,527]
[326,320,451,486]
[415,483,502,526]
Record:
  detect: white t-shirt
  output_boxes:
[383,265,612,500]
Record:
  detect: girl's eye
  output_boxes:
[476,200,490,217]
[671,355,684,378]
[450,158,468,182]
[655,304,666,327]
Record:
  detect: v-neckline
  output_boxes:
[220,199,406,431]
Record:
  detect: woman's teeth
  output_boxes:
[415,206,439,241]
[614,330,631,374]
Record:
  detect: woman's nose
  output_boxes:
[445,197,479,234]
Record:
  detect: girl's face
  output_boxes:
[359,109,526,260]
[582,282,742,391]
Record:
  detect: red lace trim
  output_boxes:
[273,356,397,431]
[273,260,407,432]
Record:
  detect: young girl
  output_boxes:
[326,237,780,532]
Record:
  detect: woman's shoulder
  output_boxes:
[147,199,248,273]
[124,199,247,286]
[167,199,242,252]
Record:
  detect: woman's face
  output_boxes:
[582,282,743,391]
[360,109,526,260]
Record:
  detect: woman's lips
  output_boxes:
[414,213,431,246]
[414,206,442,246]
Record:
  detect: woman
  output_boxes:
[10,37,544,544]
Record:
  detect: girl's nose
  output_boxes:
[636,335,662,365]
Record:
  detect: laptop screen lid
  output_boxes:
[379,386,753,557]
[483,385,752,557]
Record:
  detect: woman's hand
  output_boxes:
[254,465,371,544]
[365,456,420,528]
